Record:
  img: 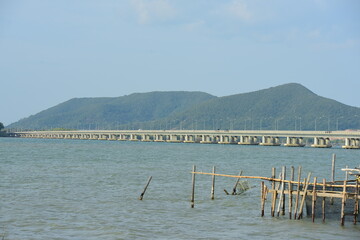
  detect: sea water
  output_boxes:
[1,137,359,239]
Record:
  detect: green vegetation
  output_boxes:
[0,122,7,137]
[7,84,360,131]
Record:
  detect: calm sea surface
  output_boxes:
[1,137,360,240]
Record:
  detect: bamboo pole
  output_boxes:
[232,170,243,195]
[281,166,286,216]
[191,171,357,188]
[211,166,216,200]
[294,166,302,219]
[312,177,317,222]
[191,165,196,208]
[331,154,336,205]
[261,181,265,217]
[271,168,276,217]
[139,176,152,200]
[289,166,294,219]
[340,179,347,225]
[322,178,326,222]
[354,178,358,224]
[277,166,286,216]
[297,172,312,220]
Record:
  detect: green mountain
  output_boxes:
[8,83,360,131]
[166,83,360,131]
[8,91,216,130]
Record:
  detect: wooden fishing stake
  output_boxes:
[289,166,294,219]
[139,176,152,200]
[191,165,196,208]
[311,177,317,222]
[232,170,243,195]
[294,166,302,220]
[277,166,286,216]
[297,172,312,220]
[322,178,326,222]
[271,167,276,217]
[340,179,347,225]
[281,166,286,215]
[331,154,336,205]
[354,178,359,224]
[211,166,216,200]
[261,181,265,217]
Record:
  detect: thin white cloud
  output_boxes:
[130,0,176,24]
[226,0,252,21]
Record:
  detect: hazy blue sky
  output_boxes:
[1,0,359,125]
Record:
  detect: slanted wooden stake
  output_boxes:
[294,166,302,220]
[289,166,294,219]
[297,172,312,220]
[139,176,152,200]
[322,178,326,222]
[232,170,243,195]
[191,165,196,208]
[211,166,216,200]
[311,177,317,222]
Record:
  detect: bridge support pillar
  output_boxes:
[260,136,281,146]
[129,134,138,141]
[154,134,165,142]
[184,134,195,143]
[284,137,305,147]
[342,138,360,149]
[218,135,236,144]
[167,134,181,143]
[200,135,216,144]
[311,137,332,148]
[238,136,258,145]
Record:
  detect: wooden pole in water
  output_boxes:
[354,178,359,224]
[331,154,336,205]
[311,177,317,222]
[281,166,286,216]
[294,166,302,220]
[191,165,196,208]
[277,166,286,216]
[139,176,152,200]
[322,178,326,222]
[297,172,312,220]
[271,167,276,217]
[232,170,243,195]
[289,166,294,219]
[340,179,347,225]
[261,181,265,217]
[211,166,216,200]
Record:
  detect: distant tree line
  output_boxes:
[0,122,6,136]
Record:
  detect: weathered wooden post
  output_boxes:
[271,167,276,217]
[211,166,216,200]
[297,172,312,220]
[139,176,152,200]
[232,170,243,195]
[322,178,326,222]
[331,154,336,205]
[261,181,265,217]
[289,166,294,219]
[340,179,347,225]
[354,178,359,224]
[294,166,302,219]
[311,177,317,222]
[191,165,196,208]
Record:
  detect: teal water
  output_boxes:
[1,137,359,239]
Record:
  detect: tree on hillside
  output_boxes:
[0,122,4,131]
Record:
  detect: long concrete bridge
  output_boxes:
[12,130,360,149]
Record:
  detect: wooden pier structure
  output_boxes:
[190,155,360,225]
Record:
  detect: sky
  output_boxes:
[1,0,359,125]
